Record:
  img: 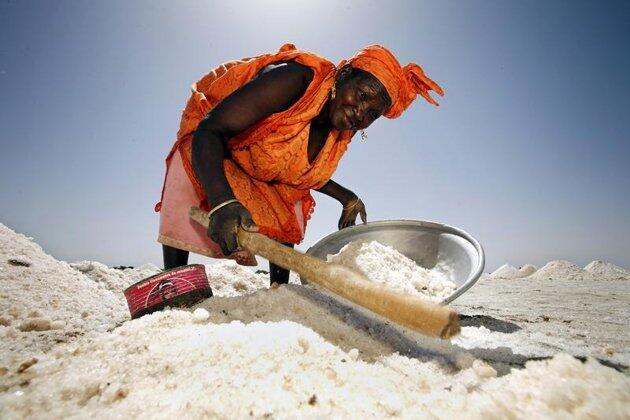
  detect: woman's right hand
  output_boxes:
[208,202,258,255]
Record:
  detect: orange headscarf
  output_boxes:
[338,45,444,118]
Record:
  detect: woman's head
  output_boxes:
[328,65,392,131]
[333,44,444,126]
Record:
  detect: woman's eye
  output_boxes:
[359,91,367,100]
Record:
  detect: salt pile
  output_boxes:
[518,264,538,277]
[204,260,272,297]
[0,221,278,372]
[585,260,630,280]
[0,224,131,368]
[490,264,520,279]
[2,223,630,418]
[70,261,161,293]
[489,264,537,279]
[327,240,457,302]
[72,254,275,299]
[1,310,628,419]
[527,260,588,281]
[486,260,630,282]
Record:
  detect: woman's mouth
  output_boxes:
[343,108,356,129]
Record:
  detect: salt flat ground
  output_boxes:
[194,274,629,375]
[1,223,628,418]
[453,276,629,370]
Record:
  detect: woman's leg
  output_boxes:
[269,242,294,284]
[163,245,189,270]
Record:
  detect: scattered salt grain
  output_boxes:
[7,258,31,267]
[18,318,52,332]
[192,308,210,323]
[472,359,497,378]
[50,320,65,330]
[16,357,38,374]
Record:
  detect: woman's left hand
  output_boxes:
[338,197,367,230]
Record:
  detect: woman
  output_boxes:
[155,43,443,283]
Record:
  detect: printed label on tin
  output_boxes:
[124,265,210,317]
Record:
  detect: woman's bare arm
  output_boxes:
[190,61,313,254]
[315,179,357,204]
[316,179,367,229]
[192,62,314,206]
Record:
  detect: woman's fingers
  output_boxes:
[239,211,259,232]
[339,199,367,230]
[347,211,357,227]
[222,225,240,255]
[219,239,230,256]
[359,206,367,224]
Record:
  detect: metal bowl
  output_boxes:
[305,220,485,304]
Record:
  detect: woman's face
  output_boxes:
[329,67,392,131]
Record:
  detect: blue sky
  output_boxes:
[1,0,628,271]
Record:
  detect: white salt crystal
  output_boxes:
[472,360,497,378]
[192,308,210,323]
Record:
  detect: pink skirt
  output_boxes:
[157,149,305,266]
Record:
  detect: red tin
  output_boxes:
[124,264,212,319]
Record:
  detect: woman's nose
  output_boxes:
[354,104,365,124]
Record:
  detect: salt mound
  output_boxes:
[204,260,271,297]
[1,310,628,418]
[490,264,538,279]
[0,223,130,368]
[518,264,538,277]
[70,261,161,292]
[71,257,273,298]
[490,264,520,279]
[327,241,457,302]
[584,260,630,280]
[526,260,588,281]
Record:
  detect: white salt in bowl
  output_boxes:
[305,220,485,304]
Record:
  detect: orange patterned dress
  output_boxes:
[156,44,353,265]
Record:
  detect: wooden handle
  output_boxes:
[189,207,460,339]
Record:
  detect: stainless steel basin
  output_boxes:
[305,220,485,304]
